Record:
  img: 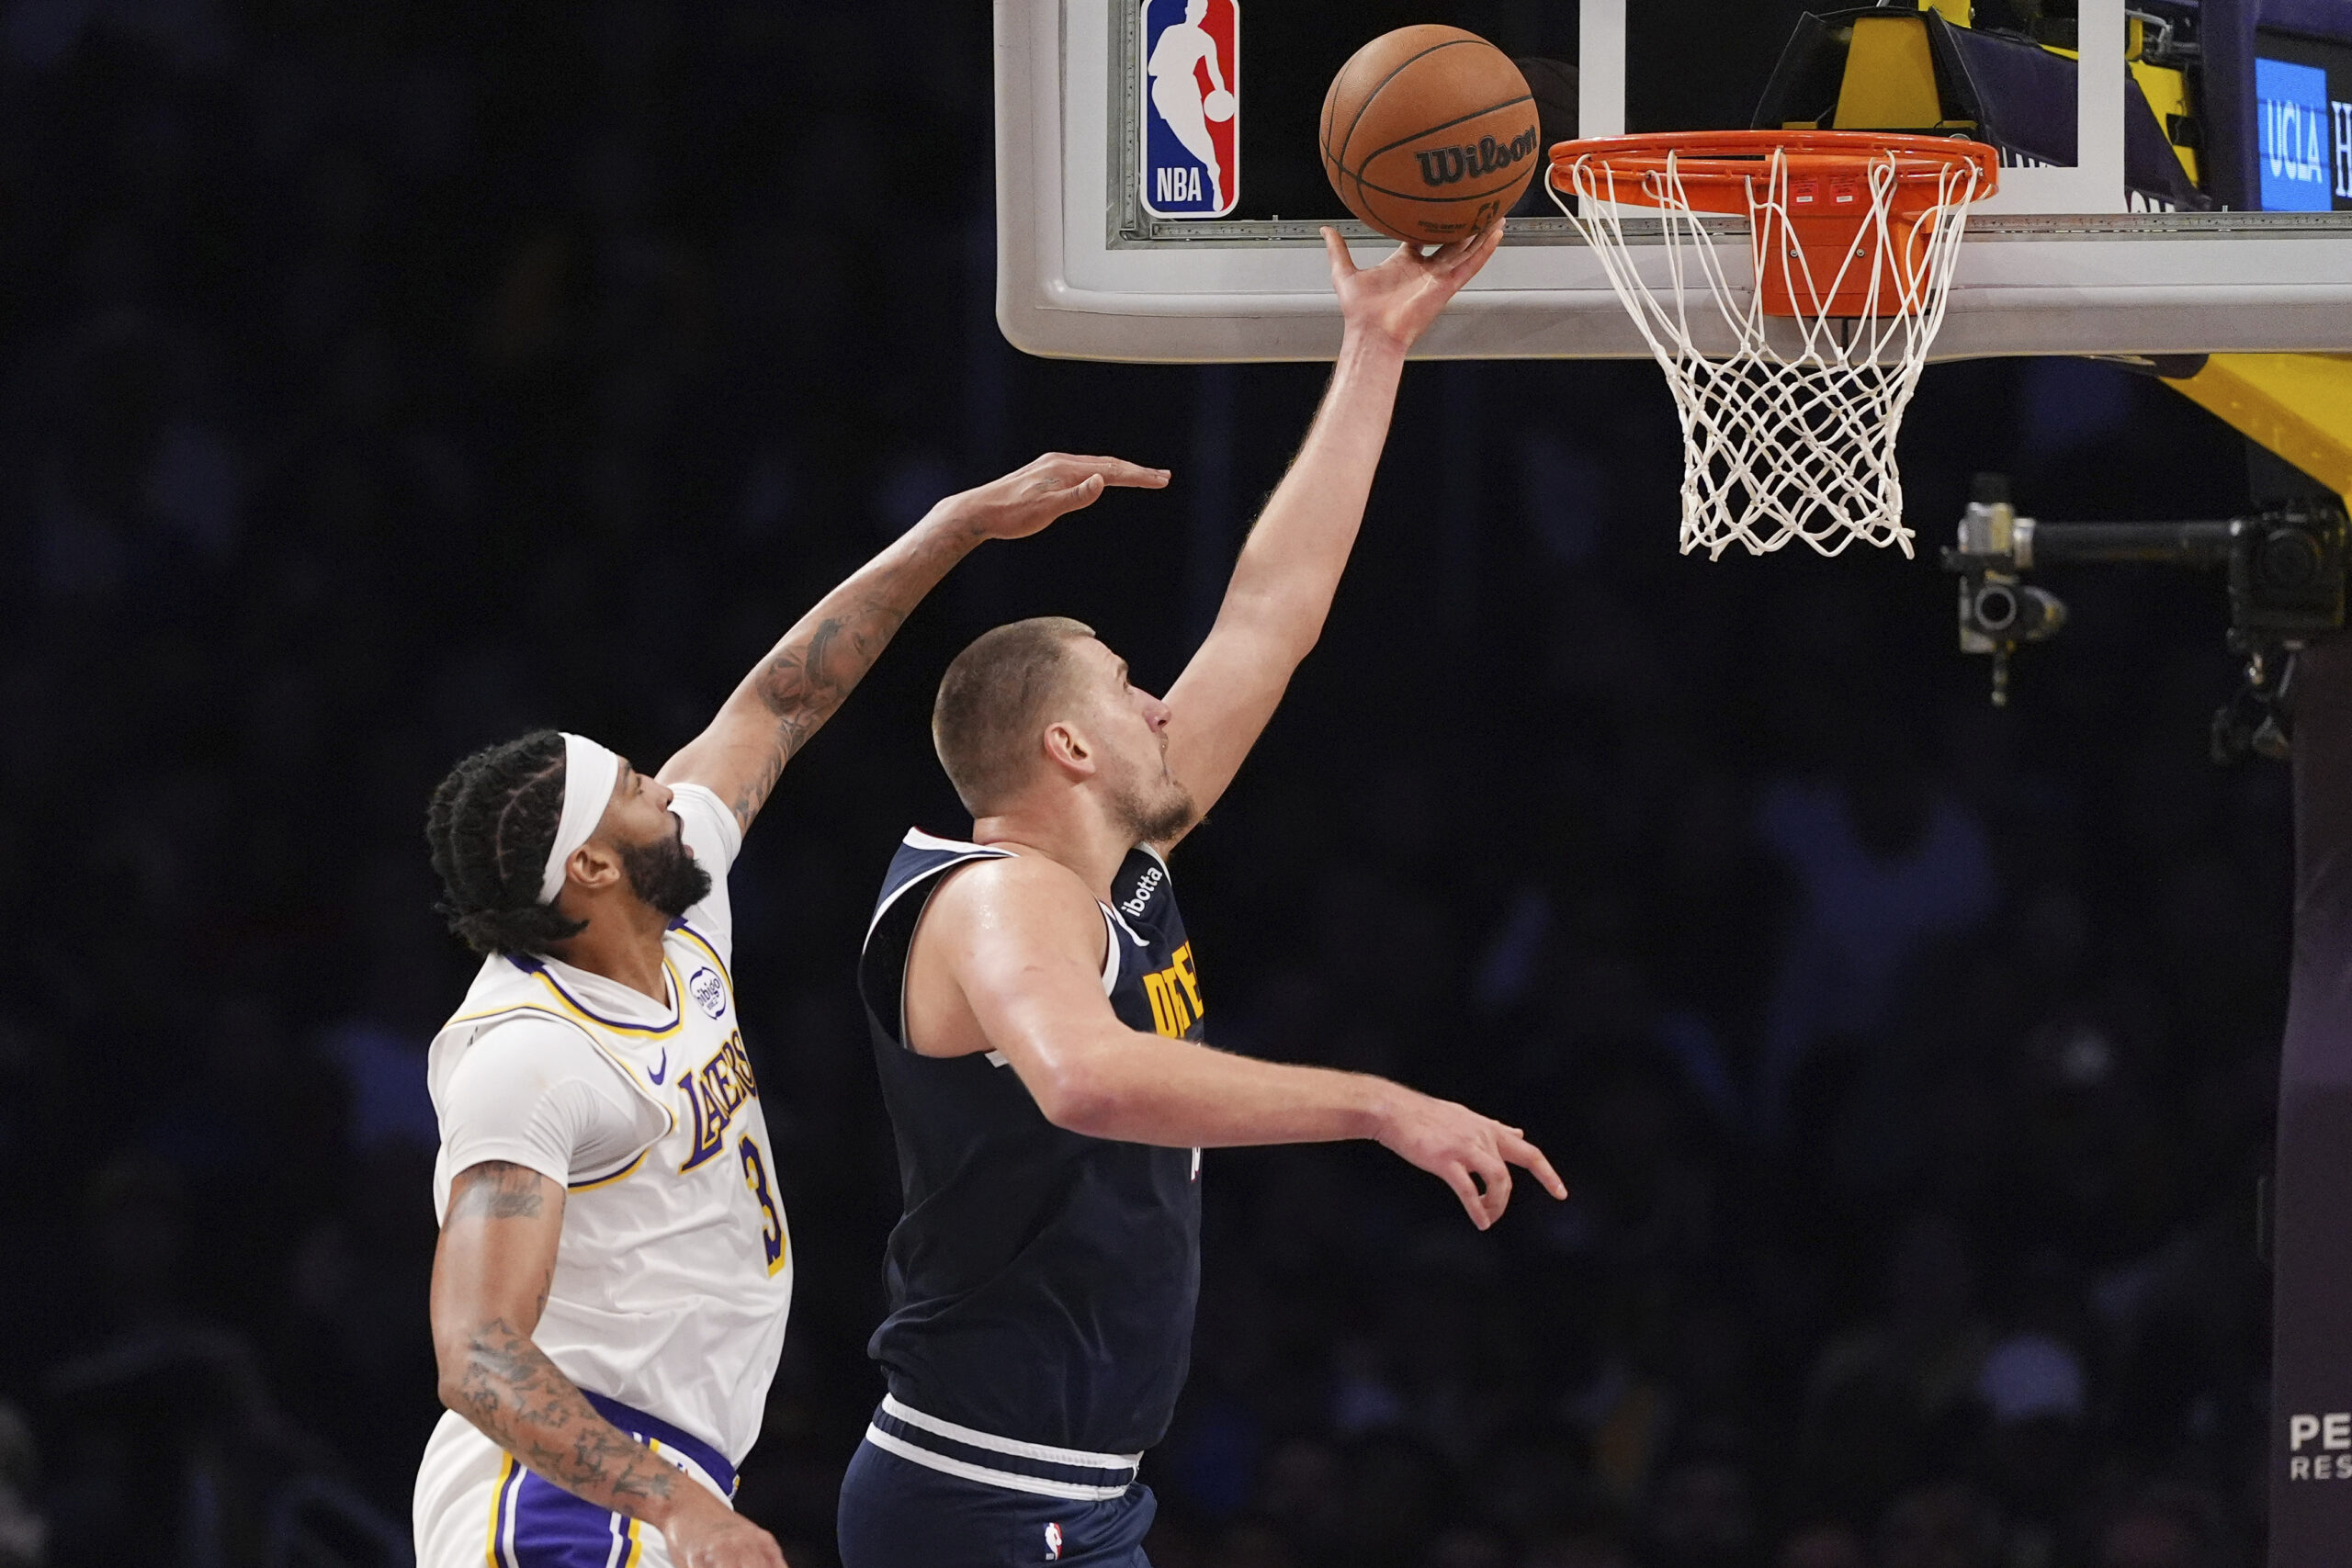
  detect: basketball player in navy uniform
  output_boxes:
[413,450,1167,1568]
[841,220,1563,1567]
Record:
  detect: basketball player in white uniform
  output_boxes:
[411,451,1169,1568]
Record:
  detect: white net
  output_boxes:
[1548,144,1986,558]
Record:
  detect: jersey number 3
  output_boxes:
[738,1135,787,1277]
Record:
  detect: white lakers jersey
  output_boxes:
[424,784,791,1468]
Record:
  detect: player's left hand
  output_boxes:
[1323,218,1504,352]
[1372,1085,1568,1231]
[939,453,1171,542]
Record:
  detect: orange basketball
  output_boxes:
[1320,26,1539,245]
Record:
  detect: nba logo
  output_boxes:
[1044,1520,1064,1560]
[1140,0,1238,218]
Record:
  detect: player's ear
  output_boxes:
[570,840,628,893]
[1041,719,1096,780]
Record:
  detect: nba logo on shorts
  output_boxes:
[1044,1520,1064,1560]
[1140,0,1238,218]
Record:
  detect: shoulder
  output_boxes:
[921,852,1108,953]
[444,1012,619,1101]
[930,850,1098,910]
[669,782,743,872]
[442,950,538,1021]
[880,829,1007,897]
[435,1011,654,1197]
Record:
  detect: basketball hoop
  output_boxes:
[1547,130,1999,559]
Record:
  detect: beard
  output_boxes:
[1110,760,1197,846]
[619,818,713,919]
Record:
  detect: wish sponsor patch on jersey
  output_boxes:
[1140,0,1238,218]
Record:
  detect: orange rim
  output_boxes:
[1547,130,2000,207]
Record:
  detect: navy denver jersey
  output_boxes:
[856,828,1206,1457]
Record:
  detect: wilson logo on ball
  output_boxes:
[1320,26,1538,245]
[1414,127,1541,188]
[1140,0,1239,219]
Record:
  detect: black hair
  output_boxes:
[424,728,591,956]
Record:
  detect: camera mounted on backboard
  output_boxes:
[1940,474,2349,761]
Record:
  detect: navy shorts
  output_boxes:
[837,1438,1157,1568]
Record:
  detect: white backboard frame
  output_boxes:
[996,0,2352,363]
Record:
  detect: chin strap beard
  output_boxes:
[618,830,713,918]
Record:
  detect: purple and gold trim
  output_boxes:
[565,1149,650,1193]
[671,921,733,994]
[444,1003,679,1133]
[486,1466,640,1567]
[582,1391,737,1496]
[503,953,687,1040]
[483,1452,523,1565]
[480,1393,736,1566]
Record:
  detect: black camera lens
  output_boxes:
[2258,529,2324,590]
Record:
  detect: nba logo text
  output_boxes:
[1140,0,1238,218]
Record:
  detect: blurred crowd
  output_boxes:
[0,3,2285,1567]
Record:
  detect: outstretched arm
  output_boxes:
[661,454,1169,832]
[1155,222,1502,843]
[926,855,1564,1230]
[430,1162,786,1567]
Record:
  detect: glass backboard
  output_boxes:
[996,0,2352,361]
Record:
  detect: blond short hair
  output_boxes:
[931,616,1096,813]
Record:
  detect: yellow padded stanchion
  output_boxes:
[2162,354,2352,507]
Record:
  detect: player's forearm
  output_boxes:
[1210,331,1408,659]
[1040,1029,1400,1148]
[438,1316,696,1528]
[689,509,990,829]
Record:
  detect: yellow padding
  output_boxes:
[2164,354,2352,506]
[1836,15,1943,130]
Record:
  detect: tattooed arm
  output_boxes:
[429,1161,786,1567]
[660,453,1170,833]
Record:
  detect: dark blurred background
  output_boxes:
[0,3,2289,1567]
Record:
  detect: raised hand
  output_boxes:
[1321,219,1505,353]
[1374,1087,1567,1230]
[660,451,1166,836]
[940,452,1171,542]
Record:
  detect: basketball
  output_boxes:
[1319,26,1540,246]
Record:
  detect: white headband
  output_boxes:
[537,733,623,905]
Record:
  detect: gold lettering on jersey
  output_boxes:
[1140,942,1204,1038]
[1170,942,1203,1016]
[680,1030,762,1171]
